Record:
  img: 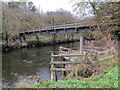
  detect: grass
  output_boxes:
[38,35,53,42]
[33,65,118,88]
[26,35,52,42]
[25,32,82,43]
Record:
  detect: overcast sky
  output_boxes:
[29,0,73,13]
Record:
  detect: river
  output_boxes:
[2,41,80,87]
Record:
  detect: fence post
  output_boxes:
[59,46,62,54]
[80,37,83,54]
[51,53,55,81]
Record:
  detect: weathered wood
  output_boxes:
[51,54,87,57]
[50,61,81,64]
[51,45,115,82]
[80,37,83,54]
[55,71,58,81]
[98,55,114,61]
[51,69,55,81]
[21,21,97,33]
[51,53,55,81]
[75,66,78,77]
[59,46,71,50]
[51,68,73,71]
[61,46,109,51]
[51,53,54,61]
[83,46,109,50]
[59,46,81,56]
[59,51,68,54]
[98,49,112,54]
[84,49,100,53]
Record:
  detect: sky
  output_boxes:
[4,0,120,14]
[29,0,74,13]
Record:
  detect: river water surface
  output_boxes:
[2,42,80,87]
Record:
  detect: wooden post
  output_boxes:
[75,65,78,77]
[51,53,55,81]
[64,22,66,31]
[75,22,77,32]
[61,71,64,80]
[27,28,29,32]
[55,71,58,81]
[39,26,40,31]
[59,46,62,54]
[80,37,83,54]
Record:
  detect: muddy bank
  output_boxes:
[2,31,119,52]
[2,39,79,52]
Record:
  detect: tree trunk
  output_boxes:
[89,2,101,31]
[34,34,39,41]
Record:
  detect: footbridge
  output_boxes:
[19,21,97,37]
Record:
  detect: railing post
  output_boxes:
[39,26,40,31]
[27,28,29,32]
[75,64,78,77]
[64,22,66,31]
[75,22,77,32]
[80,37,83,54]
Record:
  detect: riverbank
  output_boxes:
[2,32,119,88]
[2,32,84,52]
[15,53,119,88]
[2,30,118,52]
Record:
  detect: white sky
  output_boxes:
[29,0,73,13]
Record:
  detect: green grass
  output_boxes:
[33,65,118,88]
[38,35,53,42]
[25,32,81,43]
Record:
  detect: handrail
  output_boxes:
[22,22,97,32]
[83,46,109,50]
[98,55,114,61]
[59,46,71,50]
[98,49,113,54]
[51,54,87,57]
[83,49,101,53]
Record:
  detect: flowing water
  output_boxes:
[2,42,80,87]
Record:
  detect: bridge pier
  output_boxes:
[71,33,74,40]
[65,33,69,40]
[52,33,56,42]
[19,33,26,43]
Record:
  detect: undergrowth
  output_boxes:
[33,65,118,88]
